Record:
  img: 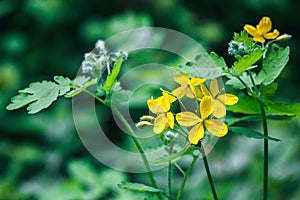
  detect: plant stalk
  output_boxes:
[168,161,172,200]
[168,145,173,200]
[111,105,158,188]
[176,154,198,200]
[200,142,218,200]
[257,99,269,200]
[87,90,163,199]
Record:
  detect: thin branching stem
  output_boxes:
[111,105,158,187]
[168,145,174,200]
[176,154,198,200]
[86,90,163,199]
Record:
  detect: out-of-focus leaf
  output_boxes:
[152,145,199,164]
[229,126,280,141]
[118,181,164,193]
[226,114,295,126]
[68,160,100,187]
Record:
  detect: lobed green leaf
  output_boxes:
[227,93,300,117]
[111,82,131,103]
[6,76,71,114]
[226,93,260,114]
[256,47,290,85]
[233,31,255,51]
[232,48,264,73]
[210,51,228,69]
[260,82,278,99]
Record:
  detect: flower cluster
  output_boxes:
[228,40,247,56]
[139,75,238,145]
[81,39,128,74]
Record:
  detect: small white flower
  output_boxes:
[95,40,105,50]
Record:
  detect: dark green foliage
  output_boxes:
[1,1,300,200]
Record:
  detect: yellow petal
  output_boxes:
[200,96,213,119]
[162,91,177,103]
[153,114,167,134]
[176,111,201,126]
[200,83,210,96]
[218,94,239,105]
[156,96,171,111]
[244,24,260,37]
[257,17,272,35]
[172,86,186,99]
[264,29,280,39]
[147,99,166,114]
[174,74,189,85]
[190,77,205,86]
[204,119,228,137]
[210,79,219,98]
[212,99,226,118]
[253,36,265,43]
[188,123,204,145]
[167,112,174,129]
[195,87,204,100]
[186,87,196,98]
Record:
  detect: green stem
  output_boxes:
[168,161,172,200]
[257,99,269,200]
[112,105,158,187]
[174,163,185,176]
[248,71,258,93]
[200,142,218,200]
[85,90,164,199]
[237,76,253,94]
[176,154,198,200]
[224,70,253,95]
[83,89,108,106]
[168,146,173,200]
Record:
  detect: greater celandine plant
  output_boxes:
[6,17,299,199]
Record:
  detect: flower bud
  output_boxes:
[136,121,153,128]
[140,115,155,122]
[276,34,292,41]
[163,131,178,145]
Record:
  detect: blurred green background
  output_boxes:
[1,0,300,199]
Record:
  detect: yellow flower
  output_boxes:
[147,91,176,134]
[244,16,280,43]
[172,74,205,99]
[201,79,238,118]
[176,96,228,144]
